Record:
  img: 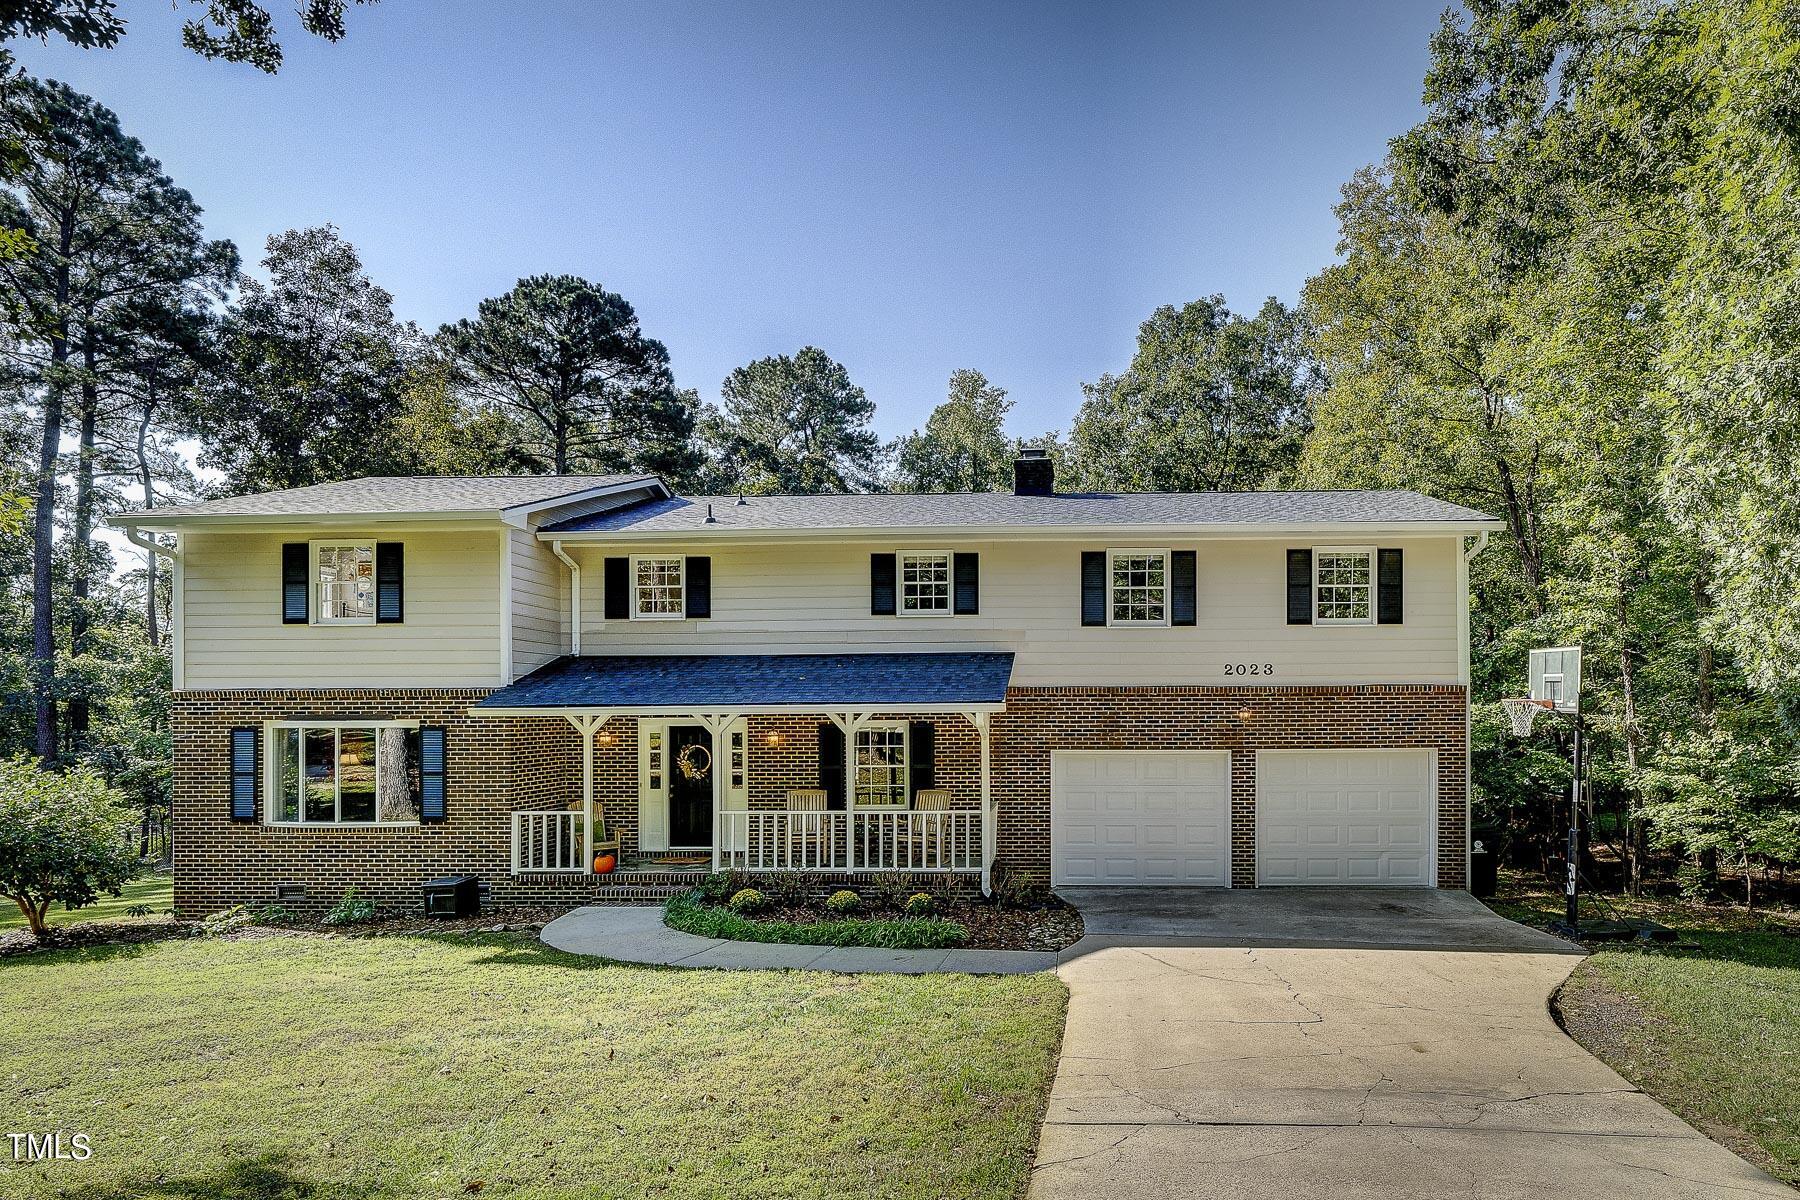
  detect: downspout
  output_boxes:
[1461,531,1490,891]
[551,539,581,657]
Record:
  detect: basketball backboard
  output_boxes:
[1529,646,1581,714]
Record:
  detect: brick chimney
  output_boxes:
[1013,447,1054,496]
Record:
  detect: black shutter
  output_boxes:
[419,727,447,823]
[1377,548,1404,625]
[870,553,896,615]
[685,556,711,618]
[818,722,845,810]
[375,542,404,623]
[1171,550,1197,626]
[1286,549,1313,625]
[230,727,258,822]
[953,553,979,615]
[1080,550,1106,626]
[603,556,629,620]
[908,721,935,798]
[281,543,308,624]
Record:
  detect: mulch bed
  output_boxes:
[746,900,1083,951]
[0,918,190,959]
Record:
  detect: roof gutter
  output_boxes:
[536,519,1506,545]
[1464,530,1490,561]
[122,525,180,560]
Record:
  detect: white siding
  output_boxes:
[568,536,1462,687]
[510,529,567,675]
[180,528,504,689]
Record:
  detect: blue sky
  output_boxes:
[13,0,1444,440]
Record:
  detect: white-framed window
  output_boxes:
[315,542,375,624]
[631,555,685,619]
[853,723,909,809]
[1107,548,1169,626]
[267,721,419,824]
[1314,546,1375,625]
[898,550,952,615]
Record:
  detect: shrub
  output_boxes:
[258,903,294,923]
[867,872,919,909]
[323,888,379,926]
[124,903,153,917]
[824,889,861,915]
[694,871,748,904]
[0,757,142,935]
[199,905,254,937]
[665,891,966,949]
[767,870,810,905]
[989,861,1052,909]
[727,887,769,914]
[903,892,936,917]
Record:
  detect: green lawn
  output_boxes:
[0,931,1066,1200]
[1489,873,1800,1183]
[0,871,174,932]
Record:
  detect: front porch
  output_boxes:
[478,652,1013,892]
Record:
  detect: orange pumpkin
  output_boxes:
[593,853,617,875]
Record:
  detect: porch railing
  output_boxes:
[512,809,586,873]
[718,809,982,873]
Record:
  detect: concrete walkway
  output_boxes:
[539,904,1059,973]
[1031,888,1790,1200]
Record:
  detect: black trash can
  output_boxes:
[1469,831,1499,898]
[422,874,481,918]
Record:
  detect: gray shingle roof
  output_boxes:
[543,489,1500,535]
[113,475,657,522]
[475,652,1016,710]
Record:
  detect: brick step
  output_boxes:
[585,884,689,903]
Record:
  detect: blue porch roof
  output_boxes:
[474,652,1015,711]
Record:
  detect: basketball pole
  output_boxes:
[1565,716,1583,931]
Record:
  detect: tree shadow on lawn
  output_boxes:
[51,1150,378,1200]
[0,937,167,969]
[1603,927,1800,972]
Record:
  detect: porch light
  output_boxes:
[597,732,615,745]
[1236,707,1255,724]
[766,732,782,747]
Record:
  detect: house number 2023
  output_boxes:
[1224,663,1274,676]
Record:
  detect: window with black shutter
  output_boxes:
[230,727,258,822]
[281,543,308,623]
[375,542,404,623]
[1377,548,1404,624]
[419,727,447,823]
[1080,551,1106,626]
[817,722,846,809]
[685,556,711,618]
[1171,550,1197,626]
[870,553,897,615]
[1286,549,1313,625]
[953,553,979,615]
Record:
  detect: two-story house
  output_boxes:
[110,451,1500,917]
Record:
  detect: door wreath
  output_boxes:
[675,742,712,782]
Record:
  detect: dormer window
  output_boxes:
[316,543,375,623]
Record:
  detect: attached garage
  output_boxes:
[1050,750,1231,886]
[1255,749,1435,885]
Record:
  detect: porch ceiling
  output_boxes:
[472,652,1014,715]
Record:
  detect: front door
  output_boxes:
[667,725,714,848]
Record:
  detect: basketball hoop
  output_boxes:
[1501,697,1553,738]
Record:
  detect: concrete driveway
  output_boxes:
[1031,888,1790,1200]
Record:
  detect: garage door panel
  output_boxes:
[1257,750,1434,887]
[1053,751,1231,886]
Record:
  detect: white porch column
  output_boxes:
[966,711,994,896]
[562,711,611,872]
[829,711,870,870]
[690,712,736,874]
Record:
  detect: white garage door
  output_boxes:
[1256,750,1434,885]
[1051,751,1231,886]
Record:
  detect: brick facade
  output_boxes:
[169,683,1467,917]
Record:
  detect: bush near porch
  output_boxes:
[665,874,1084,951]
[1486,870,1800,1184]
[0,929,1068,1200]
